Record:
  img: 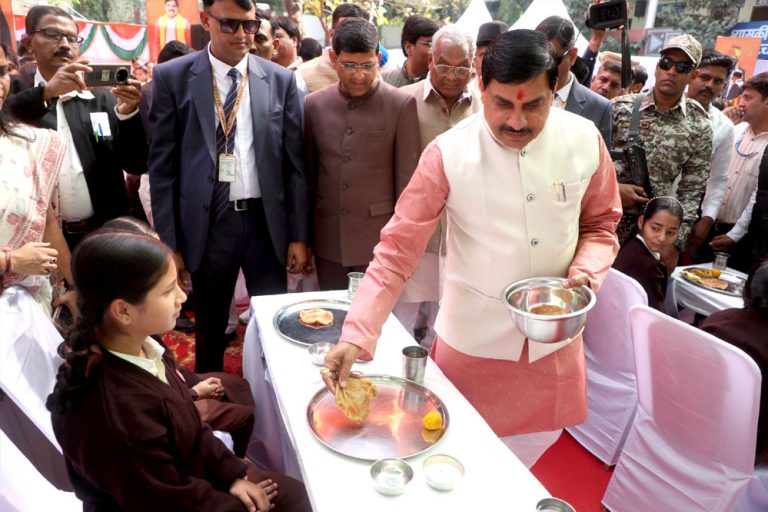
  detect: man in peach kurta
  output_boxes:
[323,30,622,467]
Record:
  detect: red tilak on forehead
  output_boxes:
[516,90,524,101]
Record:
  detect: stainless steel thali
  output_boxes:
[307,375,449,461]
[273,299,350,346]
[681,268,746,298]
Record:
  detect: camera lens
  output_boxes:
[115,68,129,83]
[603,6,620,20]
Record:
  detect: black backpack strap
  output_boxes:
[628,93,645,144]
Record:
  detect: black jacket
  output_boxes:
[6,81,148,224]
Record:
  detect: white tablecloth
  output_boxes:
[669,264,745,317]
[243,291,550,511]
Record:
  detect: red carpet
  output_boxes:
[531,431,613,511]
[162,309,246,376]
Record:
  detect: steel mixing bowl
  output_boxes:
[501,277,596,344]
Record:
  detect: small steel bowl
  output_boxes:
[501,277,596,344]
[370,458,413,496]
[308,342,333,366]
[422,454,465,491]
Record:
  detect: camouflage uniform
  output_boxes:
[611,92,712,249]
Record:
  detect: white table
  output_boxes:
[243,291,550,511]
[668,264,745,317]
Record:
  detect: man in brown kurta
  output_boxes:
[303,18,421,289]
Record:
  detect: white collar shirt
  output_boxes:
[552,73,574,109]
[208,45,260,200]
[718,122,768,224]
[700,103,735,219]
[108,337,168,384]
[35,69,94,222]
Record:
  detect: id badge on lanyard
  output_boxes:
[213,73,247,184]
[218,153,236,182]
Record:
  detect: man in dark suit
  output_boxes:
[6,6,148,248]
[149,0,309,373]
[536,15,612,146]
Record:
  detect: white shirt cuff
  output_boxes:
[114,106,139,120]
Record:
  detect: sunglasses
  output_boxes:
[658,56,694,74]
[206,13,261,34]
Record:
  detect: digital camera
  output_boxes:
[84,64,131,87]
[585,0,628,30]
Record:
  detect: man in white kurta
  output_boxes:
[322,30,622,467]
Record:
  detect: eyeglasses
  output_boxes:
[29,28,84,45]
[555,47,573,64]
[416,40,432,48]
[206,13,261,34]
[435,64,471,78]
[658,56,695,74]
[735,131,759,158]
[339,61,378,74]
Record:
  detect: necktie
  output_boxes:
[211,67,242,221]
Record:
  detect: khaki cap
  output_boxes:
[661,34,702,66]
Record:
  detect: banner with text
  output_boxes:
[729,22,768,75]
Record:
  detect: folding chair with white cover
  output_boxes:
[0,286,81,510]
[567,269,647,466]
[603,306,763,512]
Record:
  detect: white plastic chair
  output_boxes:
[0,286,72,488]
[0,286,81,510]
[567,269,647,466]
[603,306,763,512]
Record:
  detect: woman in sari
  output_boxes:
[0,41,73,315]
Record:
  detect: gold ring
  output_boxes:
[319,367,331,375]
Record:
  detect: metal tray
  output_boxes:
[307,375,449,461]
[681,268,746,298]
[273,299,350,346]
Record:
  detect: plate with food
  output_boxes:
[273,299,350,346]
[307,375,449,461]
[680,267,746,297]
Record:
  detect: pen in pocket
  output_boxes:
[553,181,567,202]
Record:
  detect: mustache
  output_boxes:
[500,125,532,135]
[53,49,75,59]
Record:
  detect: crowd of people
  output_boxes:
[1,0,767,509]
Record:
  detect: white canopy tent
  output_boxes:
[511,0,590,53]
[454,0,493,39]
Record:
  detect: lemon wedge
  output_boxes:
[422,411,442,431]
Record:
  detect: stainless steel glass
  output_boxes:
[347,271,365,300]
[402,345,428,384]
[713,252,730,271]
